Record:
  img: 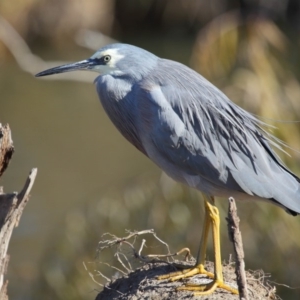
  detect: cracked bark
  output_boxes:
[0,123,37,300]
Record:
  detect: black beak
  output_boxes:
[35,59,96,77]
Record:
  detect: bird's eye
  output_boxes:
[103,55,111,63]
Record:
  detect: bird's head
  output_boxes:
[36,43,158,80]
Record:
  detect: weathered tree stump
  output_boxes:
[0,123,37,300]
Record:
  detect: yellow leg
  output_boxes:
[158,195,238,295]
[158,197,213,280]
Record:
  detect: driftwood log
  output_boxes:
[0,123,37,300]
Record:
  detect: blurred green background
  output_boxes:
[1,0,300,299]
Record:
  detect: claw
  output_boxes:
[157,264,214,281]
[158,263,238,295]
[179,280,238,295]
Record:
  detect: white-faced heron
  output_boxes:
[36,43,300,295]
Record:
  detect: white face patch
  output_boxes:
[91,48,125,75]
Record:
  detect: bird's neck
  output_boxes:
[95,75,146,154]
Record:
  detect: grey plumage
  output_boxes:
[36,43,300,215]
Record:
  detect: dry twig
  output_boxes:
[97,229,193,268]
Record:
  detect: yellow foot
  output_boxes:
[178,280,238,295]
[157,264,238,295]
[157,264,214,281]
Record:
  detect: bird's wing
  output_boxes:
[136,65,300,212]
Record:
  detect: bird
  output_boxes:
[36,43,300,295]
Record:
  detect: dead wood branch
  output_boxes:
[227,197,249,300]
[0,169,37,300]
[0,124,14,177]
[0,123,37,300]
